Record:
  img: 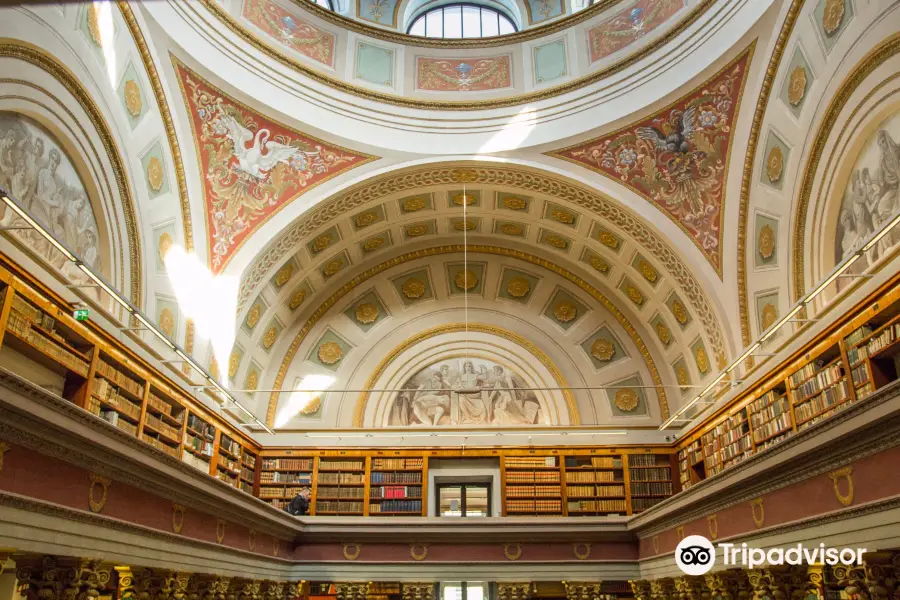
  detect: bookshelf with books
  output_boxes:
[502,455,563,516]
[563,455,626,516]
[183,412,216,472]
[746,384,793,451]
[241,448,258,495]
[89,350,147,439]
[214,432,242,489]
[843,305,900,402]
[369,456,427,516]
[628,454,675,514]
[788,345,853,432]
[259,454,314,510]
[140,383,187,460]
[677,439,704,490]
[315,457,367,515]
[704,406,753,476]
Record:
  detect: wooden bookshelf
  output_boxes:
[368,457,426,516]
[628,454,674,514]
[677,439,704,490]
[214,432,243,489]
[315,457,366,515]
[562,455,626,516]
[788,348,852,431]
[259,454,314,511]
[502,455,563,516]
[747,385,793,450]
[183,412,215,473]
[240,448,258,495]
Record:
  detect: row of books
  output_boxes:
[186,413,215,440]
[507,499,562,512]
[319,460,365,471]
[371,458,423,470]
[847,344,868,366]
[240,481,253,494]
[506,485,561,497]
[91,377,142,420]
[182,450,211,472]
[370,485,421,499]
[630,481,673,496]
[261,457,312,471]
[719,435,752,461]
[747,390,781,416]
[91,407,139,436]
[845,325,873,348]
[565,456,623,468]
[565,470,617,483]
[856,382,875,401]
[147,390,182,421]
[867,323,900,355]
[718,423,750,446]
[318,472,365,485]
[242,453,257,469]
[218,454,239,472]
[316,501,363,513]
[628,467,671,482]
[6,310,91,376]
[96,359,142,397]
[749,396,789,429]
[215,470,237,485]
[566,485,624,497]
[369,501,421,513]
[506,456,558,468]
[184,432,214,457]
[752,413,792,444]
[794,380,850,423]
[261,471,311,484]
[371,471,422,484]
[632,497,666,512]
[629,455,668,467]
[567,499,625,513]
[789,360,826,387]
[259,486,306,499]
[241,467,255,482]
[790,363,843,402]
[143,412,180,443]
[317,486,364,498]
[851,364,870,386]
[219,434,240,457]
[506,471,560,483]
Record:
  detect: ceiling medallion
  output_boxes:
[323,259,344,277]
[451,193,477,206]
[614,389,639,412]
[406,224,429,237]
[312,233,334,253]
[318,341,344,365]
[671,299,689,324]
[761,303,778,330]
[363,237,385,251]
[246,369,259,391]
[695,346,710,373]
[355,302,380,324]
[455,269,478,291]
[354,211,378,228]
[589,255,610,273]
[506,277,530,298]
[403,196,427,211]
[450,168,477,183]
[788,66,808,106]
[87,4,103,47]
[500,223,523,236]
[590,338,615,361]
[246,304,262,329]
[551,208,575,224]
[655,321,672,345]
[157,232,174,266]
[262,326,278,349]
[766,145,784,184]
[502,196,526,210]
[637,260,658,283]
[274,263,294,287]
[124,80,143,117]
[822,0,845,35]
[453,220,476,231]
[625,284,644,305]
[758,224,776,259]
[228,351,240,378]
[147,156,164,192]
[553,301,578,323]
[676,365,689,386]
[289,288,308,310]
[159,308,175,338]
[545,235,568,249]
[598,231,620,250]
[300,396,322,415]
[402,278,427,299]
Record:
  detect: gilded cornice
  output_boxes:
[195,0,717,110]
[239,165,727,368]
[735,0,805,363]
[791,34,900,302]
[265,244,669,427]
[117,2,195,252]
[351,323,581,427]
[0,41,142,309]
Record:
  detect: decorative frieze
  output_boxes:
[496,583,532,600]
[401,583,435,600]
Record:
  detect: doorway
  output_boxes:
[439,582,490,600]
[437,483,491,517]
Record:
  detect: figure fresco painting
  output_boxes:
[388,358,546,426]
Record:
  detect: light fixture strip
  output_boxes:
[133,312,175,349]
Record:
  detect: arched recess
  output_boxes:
[0,39,142,311]
[792,33,900,304]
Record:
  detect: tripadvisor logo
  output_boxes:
[674,535,867,574]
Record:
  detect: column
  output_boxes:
[496,583,532,600]
[674,576,708,600]
[703,569,751,600]
[629,580,652,600]
[400,584,434,600]
[649,578,676,600]
[15,556,114,600]
[334,583,369,600]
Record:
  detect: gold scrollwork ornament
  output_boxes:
[671,298,689,324]
[228,351,240,378]
[573,543,591,560]
[675,526,685,541]
[506,277,530,298]
[589,255,609,273]
[363,237,385,251]
[262,326,278,349]
[638,260,658,282]
[342,543,362,560]
[625,284,644,305]
[455,269,478,291]
[317,341,344,365]
[503,544,522,561]
[403,196,426,211]
[553,301,578,323]
[311,233,334,253]
[788,65,808,106]
[829,465,854,507]
[124,80,143,117]
[500,223,523,236]
[502,196,526,210]
[355,302,380,324]
[289,288,308,310]
[598,231,619,249]
[402,278,426,299]
[274,263,294,286]
[590,338,615,361]
[545,234,568,249]
[695,346,709,373]
[323,259,344,277]
[766,145,784,183]
[246,304,262,329]
[147,156,164,192]
[451,193,477,206]
[216,519,227,544]
[652,535,660,554]
[406,224,429,237]
[822,0,845,35]
[453,219,476,231]
[656,321,672,345]
[750,497,765,528]
[249,530,257,551]
[172,503,185,534]
[354,211,378,228]
[0,441,9,472]
[88,474,110,513]
[758,224,776,259]
[707,514,718,540]
[551,208,575,224]
[410,544,428,561]
[761,303,778,330]
[614,389,639,412]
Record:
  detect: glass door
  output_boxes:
[437,484,491,516]
[439,583,489,600]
